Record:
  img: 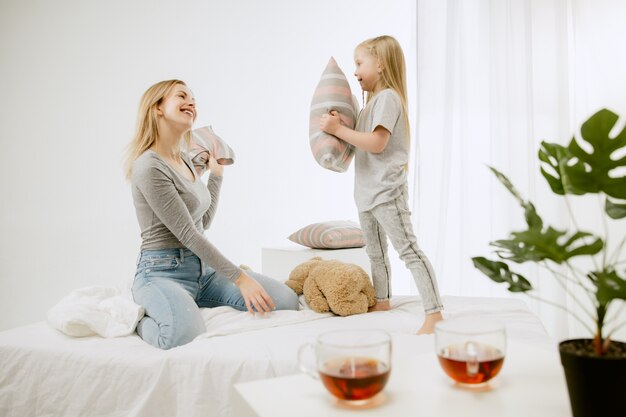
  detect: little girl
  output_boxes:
[320,35,444,334]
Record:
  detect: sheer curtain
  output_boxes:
[411,0,626,341]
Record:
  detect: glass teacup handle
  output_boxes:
[465,341,479,376]
[297,343,319,379]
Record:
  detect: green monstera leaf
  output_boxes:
[492,229,603,264]
[595,269,626,306]
[488,167,603,264]
[539,108,626,199]
[471,257,532,292]
[488,166,543,229]
[538,142,586,195]
[605,198,626,219]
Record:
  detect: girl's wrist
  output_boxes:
[334,124,346,139]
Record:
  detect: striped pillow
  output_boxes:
[309,57,358,173]
[288,221,365,249]
[190,126,235,175]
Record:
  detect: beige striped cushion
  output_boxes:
[288,221,365,249]
[190,126,235,175]
[309,57,358,173]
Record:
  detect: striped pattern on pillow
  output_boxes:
[190,126,235,175]
[309,57,358,173]
[288,221,365,249]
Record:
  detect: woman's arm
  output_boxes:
[320,110,390,153]
[135,163,241,281]
[202,158,224,230]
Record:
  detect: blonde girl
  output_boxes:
[320,36,443,334]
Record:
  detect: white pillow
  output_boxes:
[190,126,235,175]
[288,220,365,249]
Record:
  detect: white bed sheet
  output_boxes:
[0,295,552,417]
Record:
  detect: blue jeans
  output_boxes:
[132,248,299,349]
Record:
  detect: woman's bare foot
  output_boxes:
[416,311,443,335]
[368,299,391,312]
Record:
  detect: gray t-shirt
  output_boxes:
[131,150,241,281]
[354,88,408,212]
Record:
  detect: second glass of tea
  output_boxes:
[435,316,506,387]
[298,329,391,405]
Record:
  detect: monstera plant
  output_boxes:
[471,108,626,417]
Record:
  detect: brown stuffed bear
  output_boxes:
[285,257,376,316]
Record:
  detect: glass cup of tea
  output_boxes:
[298,329,392,404]
[434,316,506,386]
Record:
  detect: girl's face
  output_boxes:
[354,46,382,94]
[157,84,196,132]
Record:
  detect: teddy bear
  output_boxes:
[284,257,376,316]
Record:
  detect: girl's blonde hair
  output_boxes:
[123,79,193,180]
[357,35,410,143]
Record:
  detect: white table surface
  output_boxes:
[233,334,571,417]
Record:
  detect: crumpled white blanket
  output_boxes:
[46,284,329,339]
[46,286,144,338]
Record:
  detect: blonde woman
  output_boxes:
[125,80,298,349]
[320,36,444,334]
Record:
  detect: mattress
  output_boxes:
[0,295,551,417]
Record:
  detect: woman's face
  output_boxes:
[354,46,382,93]
[157,84,196,132]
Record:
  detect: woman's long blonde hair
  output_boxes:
[358,35,410,145]
[123,79,193,180]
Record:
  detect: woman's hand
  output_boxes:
[235,272,276,315]
[208,156,224,177]
[319,110,341,135]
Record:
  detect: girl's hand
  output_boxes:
[320,110,341,135]
[234,272,276,315]
[208,156,224,177]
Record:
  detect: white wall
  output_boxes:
[0,0,415,330]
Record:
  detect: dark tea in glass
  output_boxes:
[298,329,391,403]
[437,342,504,384]
[319,357,390,401]
[435,317,506,386]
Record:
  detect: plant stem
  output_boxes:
[524,292,594,335]
[604,301,626,336]
[564,194,600,272]
[542,261,595,319]
[564,262,598,310]
[606,319,626,341]
[610,235,626,266]
[600,194,609,269]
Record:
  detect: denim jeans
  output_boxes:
[132,248,299,349]
[358,189,444,314]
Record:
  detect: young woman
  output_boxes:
[125,79,298,349]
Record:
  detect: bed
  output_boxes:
[0,294,552,417]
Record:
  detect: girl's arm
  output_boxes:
[320,110,390,153]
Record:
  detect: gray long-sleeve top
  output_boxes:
[131,150,241,281]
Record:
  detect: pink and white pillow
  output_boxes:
[309,57,359,173]
[190,126,235,175]
[288,220,365,249]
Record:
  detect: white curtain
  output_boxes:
[411,0,626,341]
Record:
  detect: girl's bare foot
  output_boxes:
[416,311,443,335]
[368,299,391,312]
